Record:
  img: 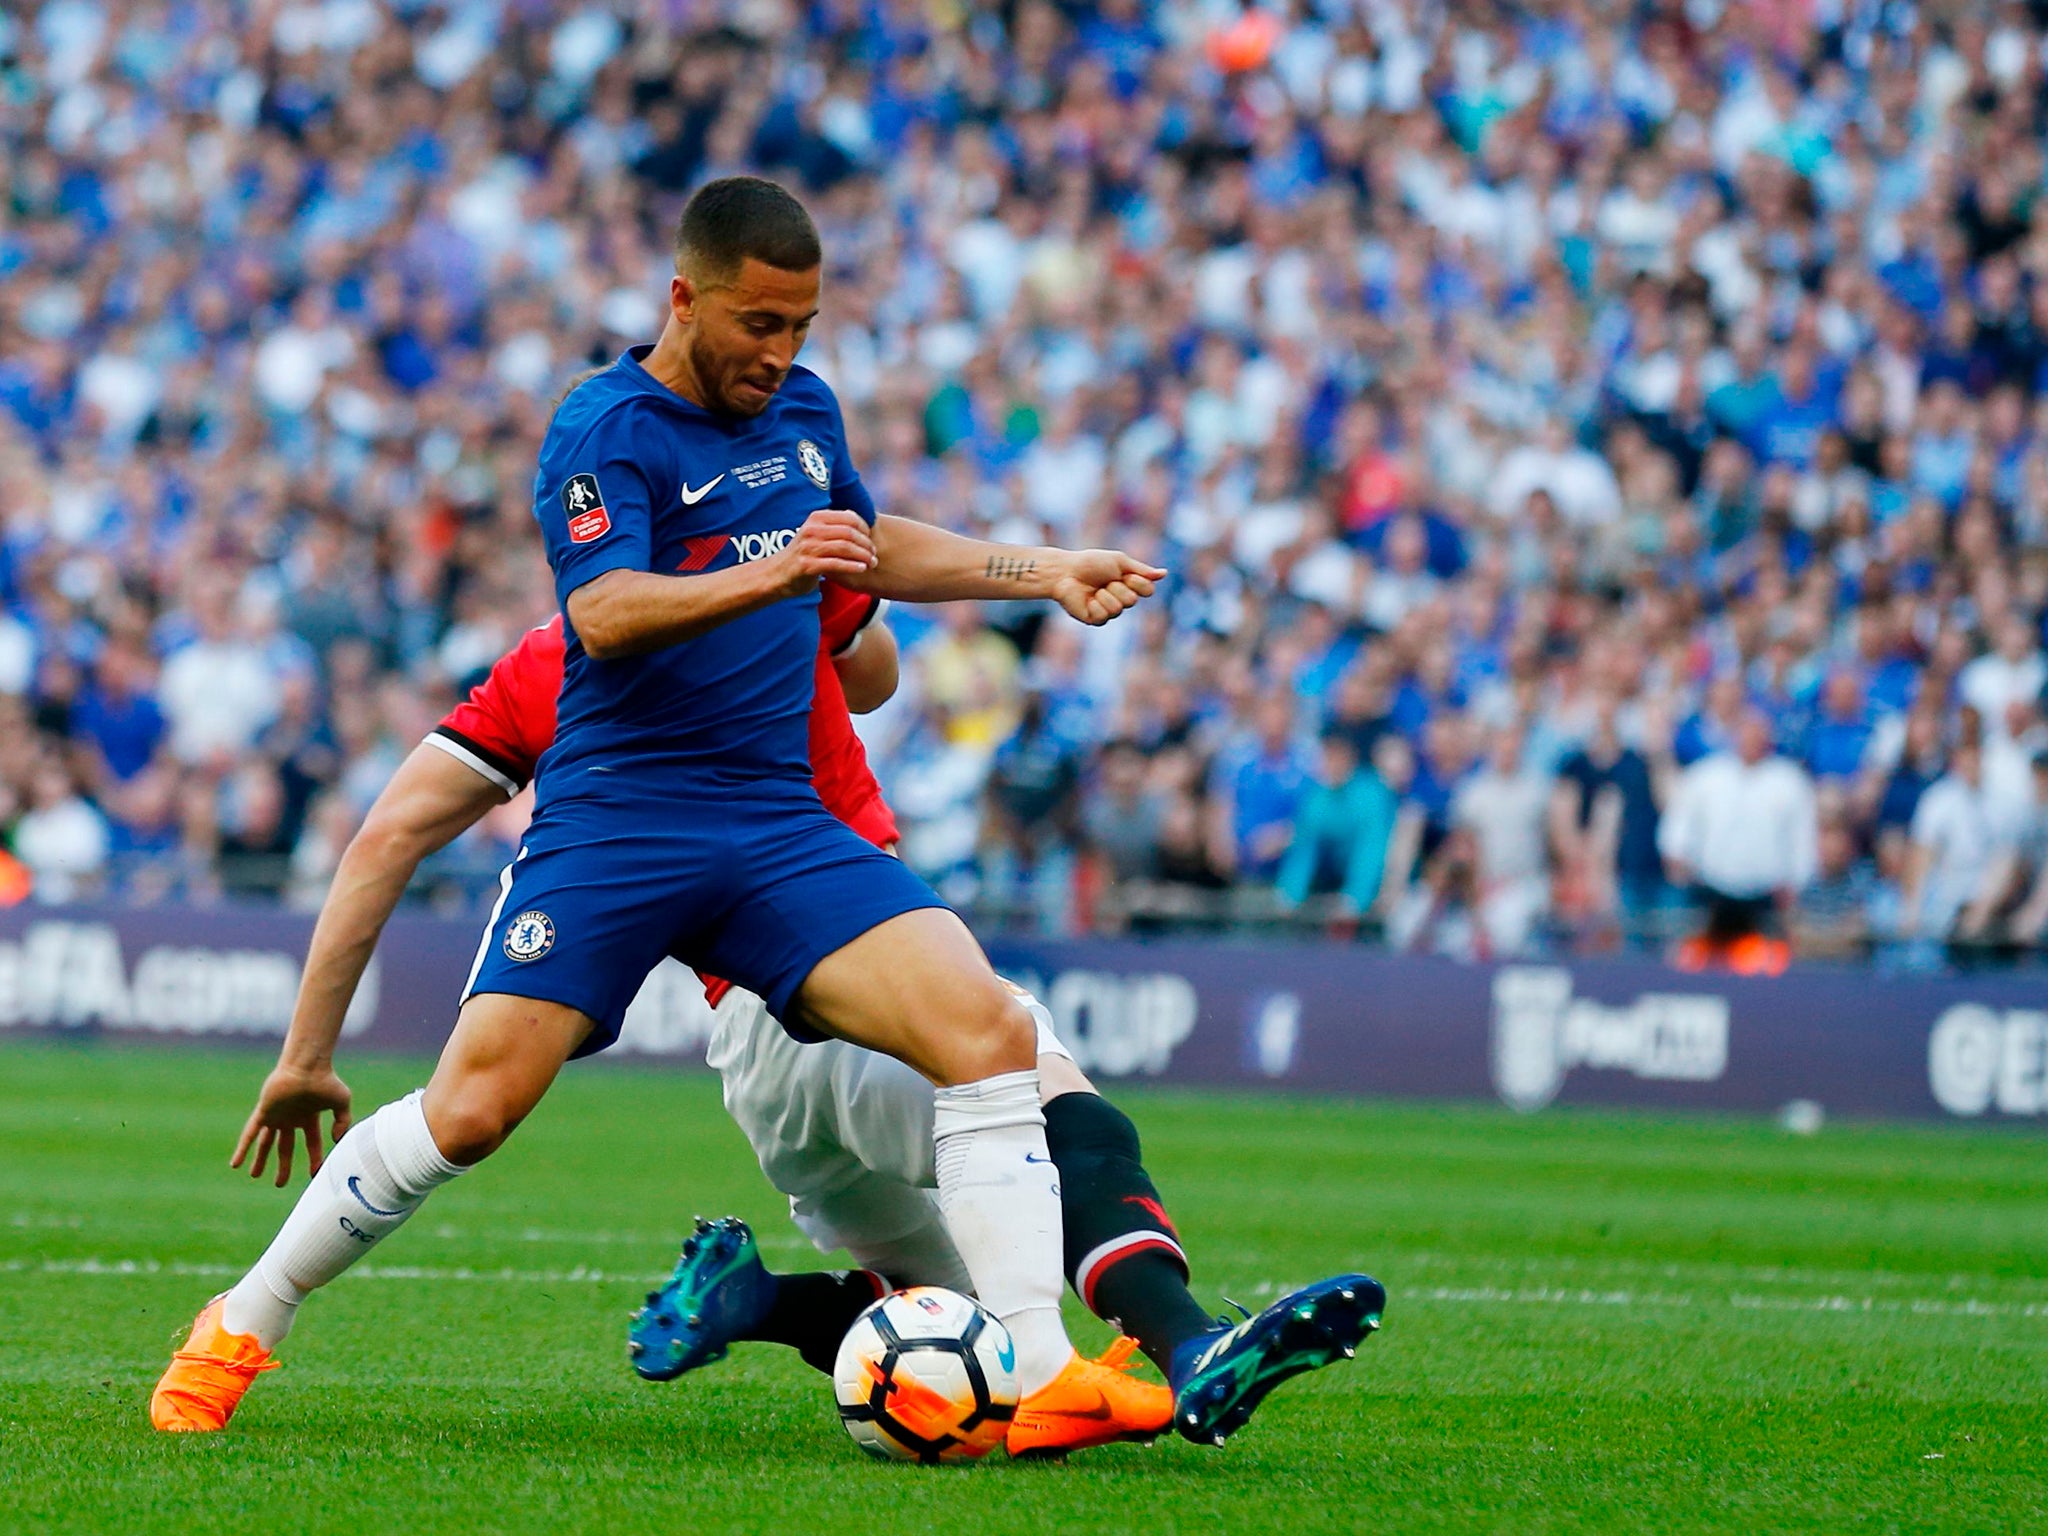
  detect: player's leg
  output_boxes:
[759,1014,974,1288]
[155,824,671,1432]
[709,899,1059,1376]
[1045,1057,1388,1446]
[632,1214,893,1379]
[1040,1079,1215,1372]
[745,1036,1212,1369]
[707,806,1169,1451]
[228,991,592,1343]
[787,907,1171,1453]
[649,976,1203,1387]
[737,978,1203,1348]
[1027,996,1387,1446]
[710,863,1074,1389]
[790,910,1064,1365]
[151,992,592,1431]
[633,988,962,1380]
[633,1179,970,1380]
[786,1183,972,1291]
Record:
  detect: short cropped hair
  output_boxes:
[674,177,821,286]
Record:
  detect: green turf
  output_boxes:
[1,1037,2044,1534]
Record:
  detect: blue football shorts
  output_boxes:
[461,779,947,1057]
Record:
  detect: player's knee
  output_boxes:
[942,990,1037,1084]
[1038,1053,1095,1102]
[423,1088,524,1166]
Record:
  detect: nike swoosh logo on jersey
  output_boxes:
[680,475,725,504]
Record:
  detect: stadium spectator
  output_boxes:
[1079,739,1166,890]
[1673,675,1748,768]
[1388,827,1484,963]
[983,690,1084,931]
[1550,697,1668,940]
[1958,613,2047,746]
[157,586,284,770]
[1902,736,2009,950]
[1211,695,1312,887]
[1659,709,1819,959]
[917,603,1021,751]
[1804,671,1876,785]
[1276,730,1398,919]
[1452,723,1553,956]
[1797,800,1884,960]
[1990,753,2048,948]
[14,759,108,903]
[71,637,165,788]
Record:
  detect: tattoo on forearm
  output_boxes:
[985,556,1037,581]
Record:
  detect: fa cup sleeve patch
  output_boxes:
[562,473,611,543]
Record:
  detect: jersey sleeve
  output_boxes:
[818,581,886,658]
[424,620,565,794]
[826,391,876,525]
[536,404,661,609]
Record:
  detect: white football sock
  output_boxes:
[221,1090,466,1351]
[931,1069,1072,1395]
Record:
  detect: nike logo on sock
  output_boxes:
[680,475,725,505]
[1023,1153,1053,1164]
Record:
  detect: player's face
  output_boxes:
[677,258,820,416]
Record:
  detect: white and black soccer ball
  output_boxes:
[832,1287,1019,1463]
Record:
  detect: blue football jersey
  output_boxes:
[531,347,875,796]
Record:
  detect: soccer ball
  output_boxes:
[832,1287,1019,1463]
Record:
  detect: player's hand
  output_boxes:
[1049,549,1167,626]
[773,509,877,597]
[231,1062,354,1187]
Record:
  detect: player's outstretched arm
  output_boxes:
[232,744,505,1186]
[851,515,1166,626]
[569,509,877,658]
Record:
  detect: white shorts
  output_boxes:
[704,980,1071,1288]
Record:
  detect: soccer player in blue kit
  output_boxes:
[153,177,1185,1454]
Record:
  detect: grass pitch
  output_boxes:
[1,1039,2043,1534]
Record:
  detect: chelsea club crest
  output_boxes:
[796,438,830,489]
[503,911,555,961]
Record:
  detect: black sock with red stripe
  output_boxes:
[744,1269,888,1374]
[1043,1091,1215,1373]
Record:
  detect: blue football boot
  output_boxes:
[1168,1273,1385,1445]
[629,1216,778,1382]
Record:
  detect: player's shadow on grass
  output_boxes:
[174,1392,1261,1480]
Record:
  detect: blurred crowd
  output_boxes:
[9,0,2048,968]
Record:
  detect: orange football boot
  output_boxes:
[149,1294,279,1432]
[1005,1336,1173,1458]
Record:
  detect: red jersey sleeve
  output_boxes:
[424,617,566,794]
[809,623,901,852]
[819,580,885,658]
